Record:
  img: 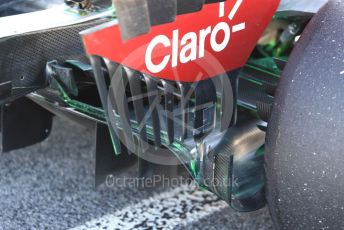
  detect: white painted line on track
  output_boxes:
[70,184,227,230]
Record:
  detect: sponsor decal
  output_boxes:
[83,0,279,82]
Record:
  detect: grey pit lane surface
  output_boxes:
[0,117,273,230]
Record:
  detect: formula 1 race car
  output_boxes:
[0,0,343,229]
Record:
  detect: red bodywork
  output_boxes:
[82,0,279,82]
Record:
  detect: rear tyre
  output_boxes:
[265,1,344,229]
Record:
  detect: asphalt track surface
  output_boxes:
[0,117,274,229]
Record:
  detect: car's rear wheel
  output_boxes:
[265,1,344,229]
